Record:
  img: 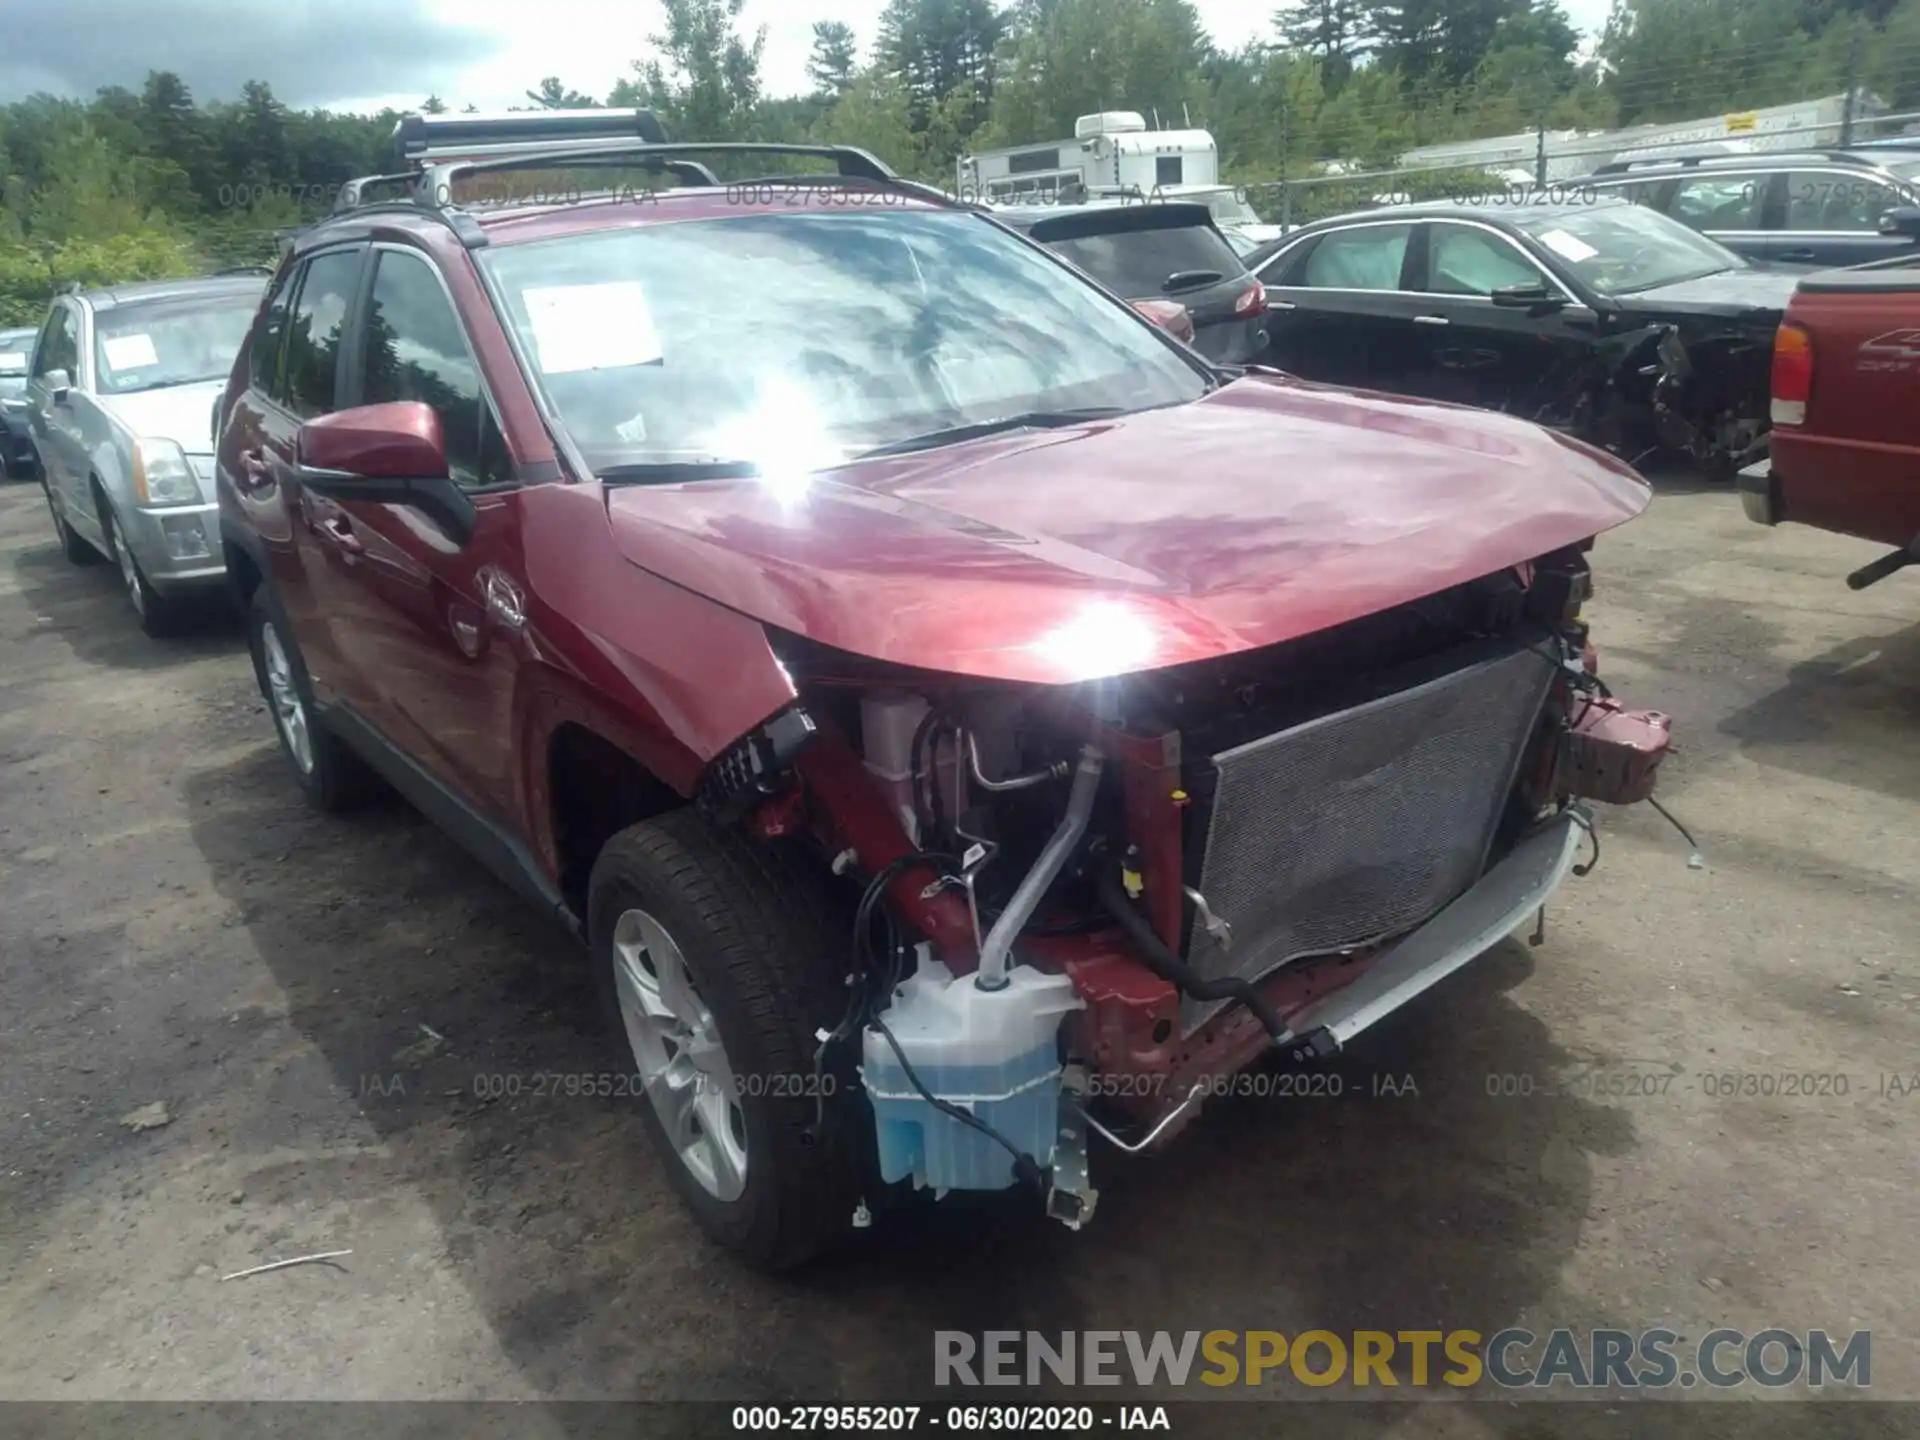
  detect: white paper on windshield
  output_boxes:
[1536,229,1598,263]
[522,282,662,373]
[102,333,160,370]
[0,352,25,369]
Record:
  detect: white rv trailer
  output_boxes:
[956,112,1219,203]
[1396,92,1890,183]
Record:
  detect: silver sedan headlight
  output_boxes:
[132,438,203,506]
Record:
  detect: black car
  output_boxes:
[1570,148,1920,268]
[0,326,37,478]
[1241,196,1799,472]
[994,200,1269,364]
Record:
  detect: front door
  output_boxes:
[322,243,527,825]
[1402,221,1599,423]
[27,304,86,519]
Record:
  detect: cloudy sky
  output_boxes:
[2,0,1614,113]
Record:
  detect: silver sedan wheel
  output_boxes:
[112,522,146,617]
[259,621,314,775]
[612,907,749,1202]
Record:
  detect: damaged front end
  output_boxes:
[701,547,1671,1232]
[1530,321,1774,475]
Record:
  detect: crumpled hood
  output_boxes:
[97,379,225,456]
[1624,267,1799,318]
[603,374,1650,685]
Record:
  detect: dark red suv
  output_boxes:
[215,112,1672,1268]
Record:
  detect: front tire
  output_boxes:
[45,482,97,566]
[588,809,862,1270]
[101,506,184,637]
[247,587,383,812]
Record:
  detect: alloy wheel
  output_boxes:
[611,906,749,1202]
[259,621,314,775]
[112,521,146,617]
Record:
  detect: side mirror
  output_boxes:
[1130,298,1196,345]
[1490,283,1566,313]
[1878,205,1920,240]
[45,368,72,404]
[295,401,475,544]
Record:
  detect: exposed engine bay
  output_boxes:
[701,546,1673,1230]
[1525,321,1774,474]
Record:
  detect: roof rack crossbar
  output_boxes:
[426,139,900,190]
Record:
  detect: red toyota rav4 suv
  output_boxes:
[214,113,1671,1268]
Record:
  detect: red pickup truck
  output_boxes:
[1740,260,1920,588]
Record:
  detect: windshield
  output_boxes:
[0,329,32,396]
[93,292,262,396]
[1518,204,1747,295]
[478,208,1208,473]
[1197,190,1263,227]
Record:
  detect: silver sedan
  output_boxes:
[25,274,267,634]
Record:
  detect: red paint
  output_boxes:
[602,375,1649,685]
[298,401,447,478]
[1766,280,1920,549]
[1562,699,1672,806]
[215,184,1663,1077]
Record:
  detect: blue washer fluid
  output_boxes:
[861,951,1084,1193]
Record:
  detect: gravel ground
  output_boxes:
[0,473,1916,1426]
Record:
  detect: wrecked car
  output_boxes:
[214,110,1674,1269]
[1242,196,1799,474]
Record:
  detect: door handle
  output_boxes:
[319,516,363,555]
[1267,298,1297,310]
[1778,249,1816,262]
[1413,314,1451,326]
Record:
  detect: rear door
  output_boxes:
[1402,220,1599,420]
[1662,170,1767,258]
[1253,220,1421,392]
[225,245,370,706]
[1759,166,1920,267]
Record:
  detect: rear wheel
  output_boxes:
[588,808,862,1270]
[247,587,383,812]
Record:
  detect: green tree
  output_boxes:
[526,77,599,108]
[617,0,767,142]
[1274,0,1371,88]
[877,0,1007,136]
[808,21,863,96]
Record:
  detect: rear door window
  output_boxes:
[1668,175,1762,230]
[1299,224,1413,290]
[1780,169,1905,231]
[283,248,364,420]
[250,265,298,400]
[1039,217,1246,297]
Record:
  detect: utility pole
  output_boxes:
[1536,108,1548,186]
[1840,24,1862,147]
[1280,74,1293,231]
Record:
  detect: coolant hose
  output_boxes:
[973,745,1104,991]
[1094,866,1289,1044]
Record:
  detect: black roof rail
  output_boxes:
[209,265,274,277]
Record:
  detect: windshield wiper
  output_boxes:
[598,458,763,485]
[852,407,1130,460]
[1162,269,1225,293]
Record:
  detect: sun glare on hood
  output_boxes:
[1029,600,1160,681]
